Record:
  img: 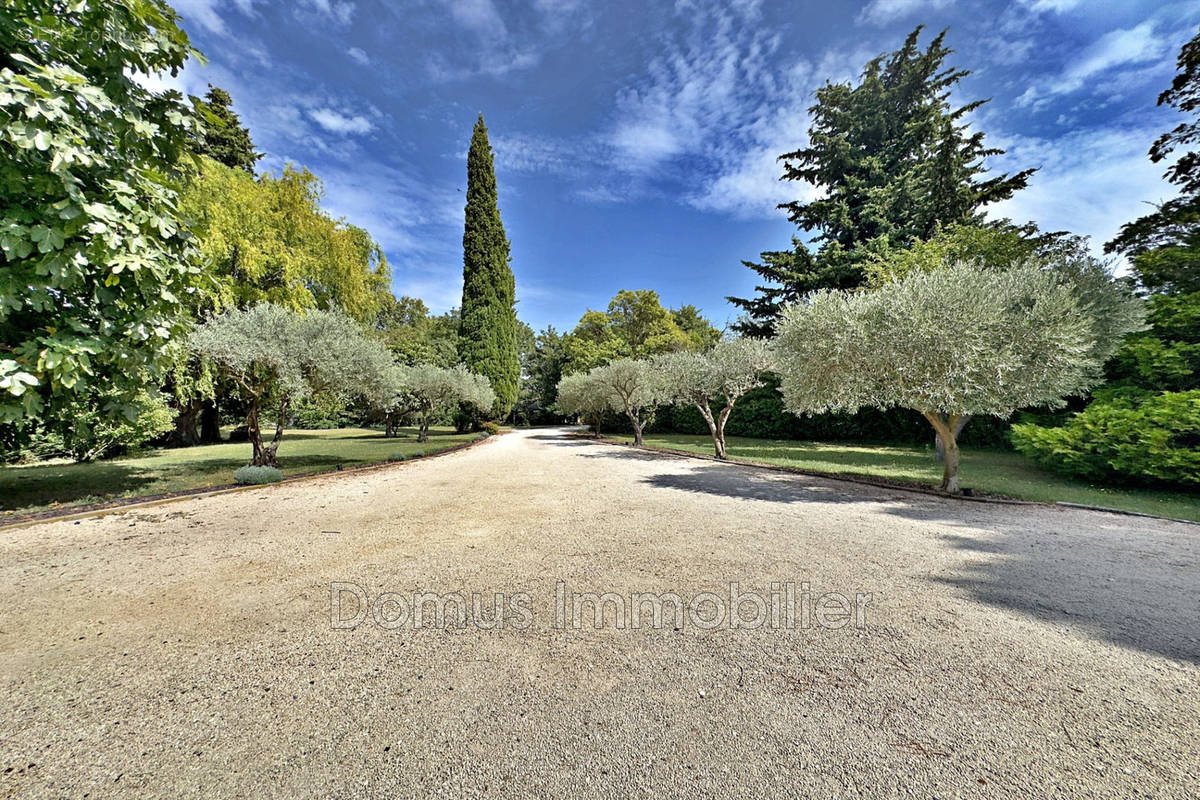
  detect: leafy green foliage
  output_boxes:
[459,114,519,415]
[562,289,720,373]
[1012,391,1200,486]
[1106,25,1200,294]
[0,0,200,427]
[188,85,261,173]
[234,465,283,485]
[179,158,391,322]
[373,296,460,367]
[729,27,1033,336]
[515,325,569,424]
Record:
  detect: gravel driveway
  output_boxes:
[2,427,1197,798]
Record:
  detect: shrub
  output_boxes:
[387,453,407,462]
[234,465,284,485]
[1011,390,1200,486]
[480,421,501,436]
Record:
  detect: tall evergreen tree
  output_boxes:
[190,85,261,173]
[729,27,1034,336]
[458,114,519,416]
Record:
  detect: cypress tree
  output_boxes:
[459,114,519,416]
[729,27,1034,335]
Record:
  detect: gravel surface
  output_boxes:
[1,427,1197,798]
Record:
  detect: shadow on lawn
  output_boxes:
[0,462,159,511]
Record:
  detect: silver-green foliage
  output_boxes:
[554,370,611,435]
[774,261,1144,492]
[656,339,775,458]
[556,358,667,446]
[234,465,283,485]
[396,363,496,442]
[191,304,393,465]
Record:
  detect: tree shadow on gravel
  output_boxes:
[880,503,1200,663]
[641,463,879,505]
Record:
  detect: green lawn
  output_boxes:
[611,432,1200,523]
[0,427,479,516]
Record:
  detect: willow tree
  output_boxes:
[458,114,518,416]
[774,262,1143,493]
[657,339,775,459]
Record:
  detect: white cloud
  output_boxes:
[857,0,953,26]
[987,125,1172,258]
[171,0,231,35]
[299,0,355,25]
[347,47,370,65]
[1017,0,1081,11]
[446,0,506,35]
[1018,21,1169,109]
[309,108,374,135]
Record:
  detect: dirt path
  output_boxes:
[1,428,1197,798]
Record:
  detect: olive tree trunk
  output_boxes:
[921,411,962,494]
[247,395,289,467]
[418,412,430,443]
[935,414,971,462]
[628,413,645,447]
[695,401,735,459]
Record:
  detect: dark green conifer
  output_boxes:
[459,114,519,416]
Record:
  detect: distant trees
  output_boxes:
[729,27,1034,336]
[554,371,610,437]
[562,289,720,373]
[0,0,199,434]
[657,339,775,459]
[589,359,668,447]
[1106,25,1200,295]
[459,114,519,417]
[774,262,1143,493]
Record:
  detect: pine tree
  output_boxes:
[729,27,1034,335]
[190,85,261,172]
[458,114,519,416]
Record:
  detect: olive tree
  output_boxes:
[589,358,667,447]
[402,364,495,442]
[190,304,391,466]
[554,371,610,436]
[657,339,775,459]
[774,262,1144,493]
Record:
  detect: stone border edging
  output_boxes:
[0,432,503,532]
[587,434,1200,526]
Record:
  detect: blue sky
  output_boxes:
[156,0,1198,332]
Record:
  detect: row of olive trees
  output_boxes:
[556,339,775,458]
[191,304,493,466]
[558,251,1143,494]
